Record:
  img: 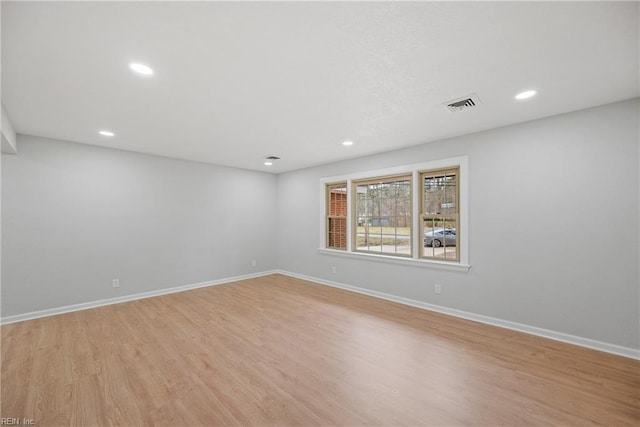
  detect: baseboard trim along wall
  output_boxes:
[0,270,279,325]
[277,270,640,360]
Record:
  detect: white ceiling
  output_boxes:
[2,1,638,173]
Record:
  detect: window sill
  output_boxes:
[318,248,471,272]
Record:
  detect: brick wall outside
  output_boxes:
[328,190,347,249]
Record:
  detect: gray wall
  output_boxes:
[277,99,640,349]
[2,135,278,316]
[2,100,638,350]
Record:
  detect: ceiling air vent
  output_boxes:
[444,93,482,113]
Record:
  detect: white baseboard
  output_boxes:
[0,270,279,325]
[277,270,640,360]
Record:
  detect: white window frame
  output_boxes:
[318,156,470,272]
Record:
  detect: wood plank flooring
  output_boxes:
[2,274,639,426]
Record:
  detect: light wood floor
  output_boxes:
[2,274,639,426]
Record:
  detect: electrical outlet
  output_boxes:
[112,279,120,288]
[251,259,257,267]
[332,266,337,274]
[434,284,441,294]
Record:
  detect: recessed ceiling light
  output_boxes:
[515,90,536,100]
[99,130,115,137]
[342,141,354,146]
[264,156,280,166]
[129,62,154,76]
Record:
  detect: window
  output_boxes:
[326,183,347,250]
[354,175,412,256]
[319,157,469,270]
[421,168,459,261]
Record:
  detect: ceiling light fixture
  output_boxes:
[515,90,536,100]
[99,130,115,137]
[264,156,280,166]
[129,62,154,76]
[342,141,354,146]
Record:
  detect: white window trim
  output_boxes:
[319,156,470,272]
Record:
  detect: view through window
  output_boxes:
[326,183,347,250]
[421,168,459,261]
[354,176,412,256]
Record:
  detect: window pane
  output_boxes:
[355,177,411,256]
[422,218,458,260]
[423,172,457,216]
[329,184,347,216]
[328,217,347,249]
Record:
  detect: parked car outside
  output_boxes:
[424,228,456,247]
